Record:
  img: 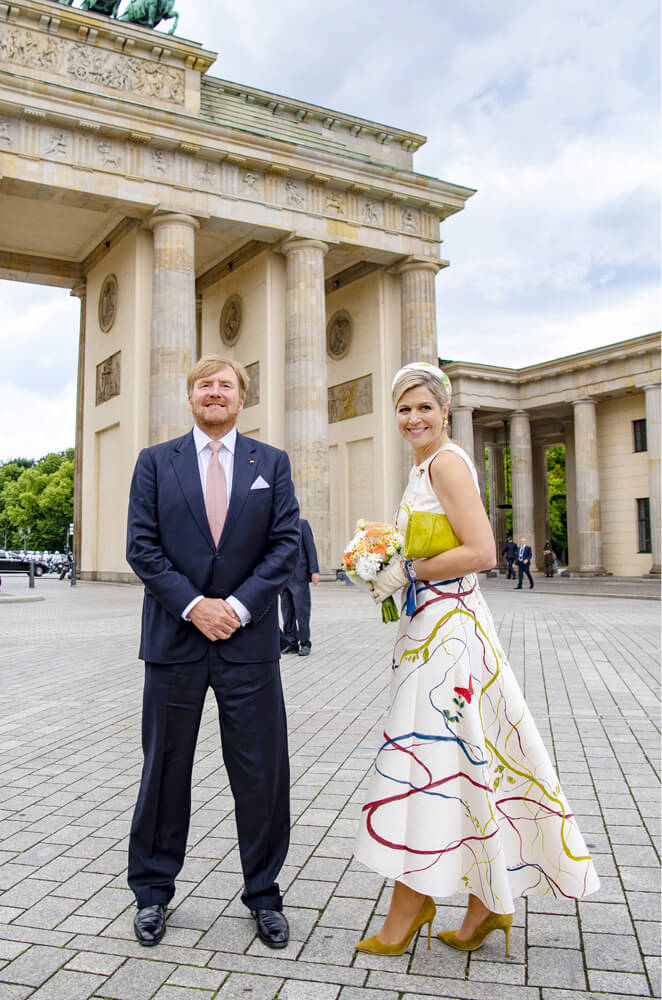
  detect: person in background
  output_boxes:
[543,539,556,577]
[515,536,534,589]
[280,518,320,657]
[501,536,518,579]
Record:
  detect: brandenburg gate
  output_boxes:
[0,0,474,577]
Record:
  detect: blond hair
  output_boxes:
[186,356,249,399]
[391,367,450,411]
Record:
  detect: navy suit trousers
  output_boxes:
[281,580,312,646]
[128,648,290,911]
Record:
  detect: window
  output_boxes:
[633,419,647,452]
[636,498,651,553]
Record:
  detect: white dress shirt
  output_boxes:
[181,424,251,626]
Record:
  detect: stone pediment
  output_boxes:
[0,0,215,111]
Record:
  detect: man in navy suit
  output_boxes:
[515,536,534,589]
[126,356,300,949]
[280,518,320,656]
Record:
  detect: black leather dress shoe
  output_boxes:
[281,642,299,654]
[134,903,167,946]
[252,908,289,948]
[298,644,311,657]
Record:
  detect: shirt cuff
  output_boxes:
[182,595,204,621]
[226,595,251,627]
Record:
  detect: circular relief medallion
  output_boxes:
[220,294,242,347]
[327,310,352,360]
[98,274,118,333]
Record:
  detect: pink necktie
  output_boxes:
[205,440,227,547]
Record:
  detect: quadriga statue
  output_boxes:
[79,0,122,13]
[120,0,179,33]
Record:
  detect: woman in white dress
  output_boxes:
[354,363,599,957]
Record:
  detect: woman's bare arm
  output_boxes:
[412,450,496,581]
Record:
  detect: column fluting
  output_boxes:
[148,213,199,445]
[644,383,661,574]
[573,397,605,573]
[510,410,536,566]
[281,237,330,571]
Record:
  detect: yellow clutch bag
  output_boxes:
[404,511,460,558]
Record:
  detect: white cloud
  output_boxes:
[0,381,76,462]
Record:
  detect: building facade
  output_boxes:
[0,0,474,578]
[445,333,661,577]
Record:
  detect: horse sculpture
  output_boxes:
[119,0,179,33]
[79,0,122,14]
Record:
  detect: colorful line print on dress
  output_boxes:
[361,575,596,907]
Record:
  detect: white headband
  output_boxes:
[391,362,452,405]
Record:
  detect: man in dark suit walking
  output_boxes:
[280,518,319,656]
[515,536,534,589]
[501,536,518,579]
[126,356,300,949]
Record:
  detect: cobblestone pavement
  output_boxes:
[0,576,659,1000]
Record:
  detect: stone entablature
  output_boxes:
[200,77,426,171]
[0,3,473,252]
[0,0,215,112]
[447,333,661,414]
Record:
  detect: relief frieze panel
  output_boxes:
[0,24,184,104]
[328,374,373,424]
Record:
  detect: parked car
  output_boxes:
[0,553,34,589]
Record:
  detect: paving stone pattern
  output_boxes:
[0,576,659,999]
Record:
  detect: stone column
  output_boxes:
[450,405,474,459]
[573,398,605,573]
[396,258,443,485]
[487,442,507,563]
[148,213,199,445]
[70,279,86,569]
[473,424,487,506]
[510,410,536,568]
[280,237,330,571]
[564,422,577,570]
[533,441,550,561]
[397,258,443,365]
[644,382,661,574]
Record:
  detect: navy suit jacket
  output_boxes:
[517,545,532,566]
[126,429,300,664]
[288,519,319,582]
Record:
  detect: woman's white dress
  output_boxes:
[354,443,599,911]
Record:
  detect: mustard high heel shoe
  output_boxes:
[355,895,436,956]
[438,912,513,956]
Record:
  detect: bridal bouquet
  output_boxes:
[342,519,404,623]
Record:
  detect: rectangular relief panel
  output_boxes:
[328,374,372,424]
[96,350,121,405]
[245,361,260,408]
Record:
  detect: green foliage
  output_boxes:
[0,449,74,550]
[547,445,567,559]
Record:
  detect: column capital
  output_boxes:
[572,396,596,408]
[394,255,446,276]
[278,235,328,257]
[70,279,87,301]
[642,381,662,392]
[147,213,201,233]
[452,404,474,414]
[510,409,530,419]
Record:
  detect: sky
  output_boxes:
[0,0,659,461]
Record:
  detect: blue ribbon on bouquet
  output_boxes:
[403,559,417,616]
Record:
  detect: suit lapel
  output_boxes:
[171,431,215,550]
[218,433,257,553]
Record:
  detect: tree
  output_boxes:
[547,445,568,560]
[0,449,74,550]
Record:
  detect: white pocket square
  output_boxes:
[250,476,270,490]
